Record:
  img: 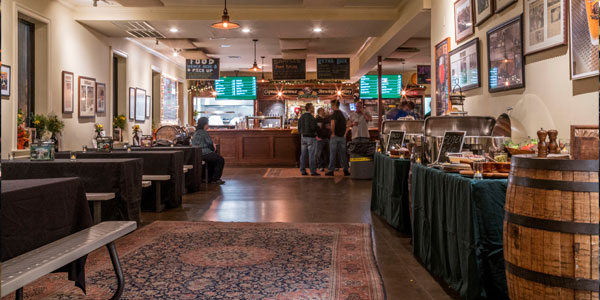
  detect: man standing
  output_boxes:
[298,103,319,176]
[315,107,330,172]
[347,101,372,143]
[326,100,350,176]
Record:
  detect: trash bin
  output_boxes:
[347,141,376,179]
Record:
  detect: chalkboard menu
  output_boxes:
[417,65,431,84]
[386,130,406,153]
[317,58,350,79]
[186,58,220,80]
[215,76,257,100]
[437,131,466,163]
[272,59,306,80]
[359,75,402,99]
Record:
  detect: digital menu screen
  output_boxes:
[359,75,402,99]
[215,76,257,100]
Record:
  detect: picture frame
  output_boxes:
[524,0,568,55]
[62,71,74,113]
[78,76,96,118]
[454,0,475,43]
[113,128,122,142]
[28,128,37,143]
[129,87,136,120]
[570,0,599,80]
[96,82,106,113]
[417,65,431,84]
[487,15,525,93]
[135,88,146,122]
[1,65,11,97]
[435,38,451,116]
[449,37,481,92]
[145,95,151,118]
[475,0,494,26]
[495,0,517,13]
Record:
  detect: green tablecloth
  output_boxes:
[411,164,508,300]
[370,152,412,234]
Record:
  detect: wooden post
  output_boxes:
[377,56,383,131]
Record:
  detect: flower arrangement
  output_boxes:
[95,123,104,134]
[31,114,48,137]
[46,114,65,136]
[132,124,140,133]
[17,110,29,149]
[113,114,126,129]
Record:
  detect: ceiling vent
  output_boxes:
[395,47,420,53]
[111,21,165,38]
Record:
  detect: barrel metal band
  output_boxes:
[511,155,599,172]
[509,176,599,192]
[505,261,600,292]
[505,211,599,235]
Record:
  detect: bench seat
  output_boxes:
[141,175,171,212]
[86,193,116,224]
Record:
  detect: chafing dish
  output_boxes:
[381,120,425,156]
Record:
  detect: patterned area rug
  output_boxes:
[10,222,385,300]
[264,168,347,179]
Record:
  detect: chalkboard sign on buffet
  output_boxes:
[317,58,350,79]
[436,131,466,163]
[386,130,406,153]
[186,58,220,80]
[272,59,306,80]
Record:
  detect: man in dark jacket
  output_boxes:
[298,103,319,176]
[315,107,330,171]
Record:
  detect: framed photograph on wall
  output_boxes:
[135,88,146,122]
[570,0,599,79]
[62,71,74,113]
[96,83,106,113]
[449,38,481,91]
[495,0,517,13]
[487,15,525,93]
[454,0,475,43]
[129,87,136,120]
[475,0,494,25]
[435,38,451,116]
[78,76,96,118]
[524,0,567,55]
[145,95,151,118]
[1,65,11,97]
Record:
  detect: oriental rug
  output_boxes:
[263,168,347,180]
[9,221,385,300]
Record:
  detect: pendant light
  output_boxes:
[250,39,261,72]
[212,0,240,30]
[260,56,268,82]
[400,61,409,101]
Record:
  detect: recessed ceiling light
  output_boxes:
[221,44,231,48]
[313,27,323,33]
[242,28,251,33]
[169,27,179,33]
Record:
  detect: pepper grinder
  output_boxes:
[548,129,559,154]
[537,128,548,158]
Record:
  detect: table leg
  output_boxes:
[155,182,164,212]
[93,201,102,224]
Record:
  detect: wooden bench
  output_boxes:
[1,221,136,300]
[86,193,116,224]
[142,175,171,212]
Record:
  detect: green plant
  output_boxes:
[113,114,126,129]
[30,114,48,134]
[94,123,104,134]
[46,114,65,135]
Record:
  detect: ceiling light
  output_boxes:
[277,92,283,97]
[212,0,240,30]
[212,91,218,97]
[249,39,261,72]
[221,44,231,48]
[337,90,342,96]
[242,28,251,33]
[169,27,179,33]
[172,49,179,57]
[313,27,322,33]
[260,56,269,83]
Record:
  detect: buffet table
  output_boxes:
[370,152,412,234]
[411,164,508,300]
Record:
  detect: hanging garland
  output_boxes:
[187,81,215,94]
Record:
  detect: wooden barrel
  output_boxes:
[504,155,599,299]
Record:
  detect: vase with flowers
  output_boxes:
[132,124,141,146]
[16,109,29,149]
[112,114,126,142]
[47,114,65,152]
[94,123,105,144]
[31,114,48,141]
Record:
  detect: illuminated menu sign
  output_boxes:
[215,76,257,100]
[359,75,403,99]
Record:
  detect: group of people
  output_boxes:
[297,100,372,176]
[387,101,422,120]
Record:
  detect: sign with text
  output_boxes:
[436,131,466,163]
[359,75,402,99]
[317,58,350,79]
[272,59,306,80]
[215,76,257,100]
[386,130,406,153]
[186,58,220,80]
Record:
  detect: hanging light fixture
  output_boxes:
[249,39,261,72]
[212,0,240,30]
[400,61,409,101]
[260,56,268,82]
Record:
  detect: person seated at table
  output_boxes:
[192,117,225,184]
[407,101,422,120]
[394,101,410,119]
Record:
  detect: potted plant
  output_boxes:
[113,114,126,142]
[30,114,48,140]
[46,114,65,152]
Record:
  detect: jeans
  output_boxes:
[316,138,330,169]
[203,152,225,181]
[328,136,348,172]
[300,136,318,174]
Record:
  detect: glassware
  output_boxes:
[8,153,14,160]
[473,161,483,180]
[82,145,88,153]
[69,151,77,161]
[127,146,132,153]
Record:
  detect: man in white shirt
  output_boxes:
[347,101,372,143]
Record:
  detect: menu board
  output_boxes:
[272,59,306,80]
[215,76,257,100]
[386,130,406,153]
[186,58,220,80]
[359,75,403,99]
[317,58,350,79]
[437,131,466,163]
[417,65,431,84]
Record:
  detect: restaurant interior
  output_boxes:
[0,0,598,299]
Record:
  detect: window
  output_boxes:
[18,19,35,124]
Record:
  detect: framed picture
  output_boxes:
[113,128,122,142]
[487,15,525,93]
[570,0,599,79]
[129,87,136,120]
[96,83,106,113]
[454,0,475,43]
[524,0,567,55]
[475,0,494,26]
[62,71,74,113]
[449,38,481,91]
[145,95,151,118]
[435,38,451,116]
[28,128,37,143]
[135,88,146,122]
[78,76,96,118]
[495,0,517,13]
[417,65,431,84]
[1,65,11,97]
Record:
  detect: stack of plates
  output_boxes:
[441,163,472,173]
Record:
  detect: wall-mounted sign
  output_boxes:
[417,65,431,85]
[186,58,220,80]
[215,76,257,100]
[359,75,403,99]
[317,58,350,79]
[272,59,306,80]
[258,85,354,101]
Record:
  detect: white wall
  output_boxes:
[1,0,186,156]
[430,0,598,141]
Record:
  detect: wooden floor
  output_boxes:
[141,168,454,300]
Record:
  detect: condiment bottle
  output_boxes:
[537,128,548,158]
[547,130,559,154]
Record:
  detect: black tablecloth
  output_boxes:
[1,178,94,291]
[56,151,184,209]
[2,159,143,222]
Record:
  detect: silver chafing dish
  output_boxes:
[381,120,425,154]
